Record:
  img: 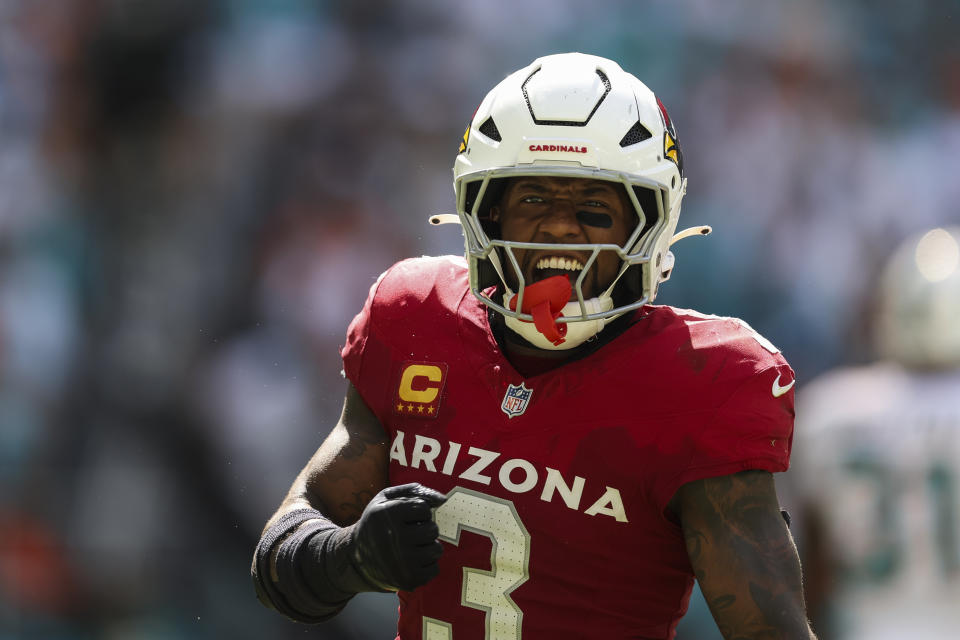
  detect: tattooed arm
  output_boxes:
[264,381,389,530]
[671,470,817,640]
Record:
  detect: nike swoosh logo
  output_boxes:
[771,373,795,398]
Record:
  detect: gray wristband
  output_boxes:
[251,510,347,623]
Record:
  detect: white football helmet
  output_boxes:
[452,52,702,349]
[875,226,960,369]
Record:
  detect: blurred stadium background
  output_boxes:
[1,0,957,638]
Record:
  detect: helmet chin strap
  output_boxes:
[503,276,617,351]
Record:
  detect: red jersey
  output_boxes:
[341,256,794,640]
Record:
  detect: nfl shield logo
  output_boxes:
[501,382,533,418]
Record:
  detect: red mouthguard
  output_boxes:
[508,275,572,346]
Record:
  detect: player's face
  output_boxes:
[490,176,635,299]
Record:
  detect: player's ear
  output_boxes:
[489,205,501,223]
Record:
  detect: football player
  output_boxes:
[792,227,960,640]
[252,53,816,639]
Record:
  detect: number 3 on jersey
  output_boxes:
[424,487,531,640]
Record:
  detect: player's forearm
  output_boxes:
[252,384,394,621]
[701,575,816,640]
[252,459,376,621]
[253,480,447,623]
[251,507,387,623]
[264,431,386,533]
[693,534,816,639]
[680,471,817,639]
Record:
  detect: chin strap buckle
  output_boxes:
[508,276,572,346]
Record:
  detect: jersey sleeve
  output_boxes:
[340,269,395,425]
[339,256,467,426]
[653,361,796,511]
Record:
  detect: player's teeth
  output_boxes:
[536,256,585,271]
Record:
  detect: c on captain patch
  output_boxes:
[394,361,448,418]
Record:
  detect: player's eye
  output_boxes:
[520,195,545,204]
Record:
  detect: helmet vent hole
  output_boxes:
[671,176,676,188]
[619,121,653,147]
[478,117,502,142]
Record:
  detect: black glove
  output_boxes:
[349,483,448,592]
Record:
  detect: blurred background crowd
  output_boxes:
[1,0,958,638]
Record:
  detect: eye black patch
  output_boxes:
[576,210,613,228]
